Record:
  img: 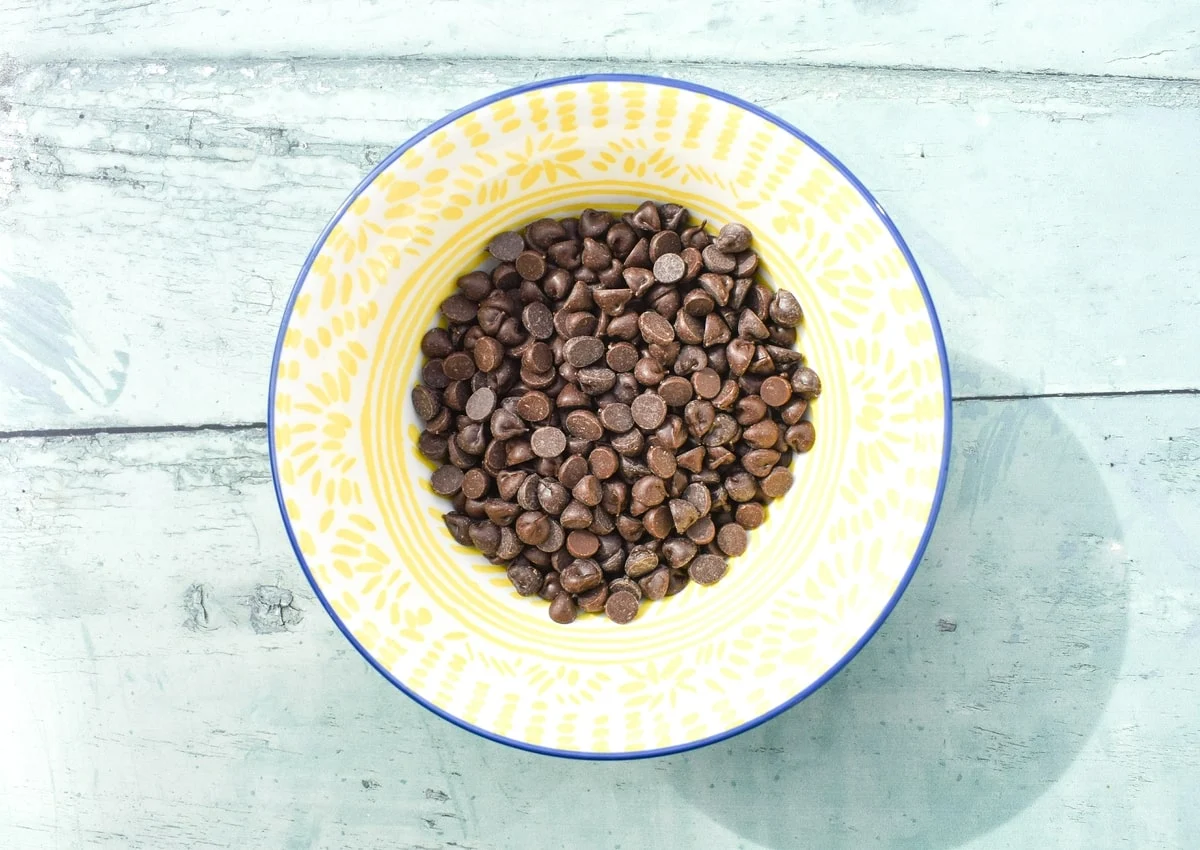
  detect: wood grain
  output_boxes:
[1,393,1197,848]
[1,0,1198,78]
[3,59,1198,431]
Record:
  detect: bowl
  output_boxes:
[269,74,950,758]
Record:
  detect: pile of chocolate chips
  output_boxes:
[412,201,820,624]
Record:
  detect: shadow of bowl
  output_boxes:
[663,354,1129,849]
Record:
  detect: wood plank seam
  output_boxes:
[6,55,1200,91]
[2,388,1199,441]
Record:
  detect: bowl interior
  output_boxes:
[271,76,948,757]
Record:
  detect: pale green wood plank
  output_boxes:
[1,390,1197,848]
[0,0,1198,78]
[2,59,1198,430]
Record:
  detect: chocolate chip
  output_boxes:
[577,583,609,614]
[652,253,686,284]
[419,431,449,462]
[492,263,521,290]
[657,376,694,407]
[726,338,755,376]
[653,415,688,450]
[725,471,758,503]
[577,446,616,481]
[545,236,580,268]
[421,328,454,358]
[735,251,759,278]
[488,231,526,262]
[536,519,565,553]
[525,218,568,249]
[638,311,676,346]
[606,342,639,372]
[662,537,698,568]
[624,545,659,578]
[518,302,554,340]
[704,414,740,448]
[714,222,752,253]
[684,400,716,439]
[538,479,571,514]
[683,288,715,317]
[563,335,604,367]
[561,500,593,529]
[634,357,666,386]
[669,499,701,533]
[472,336,504,372]
[581,237,612,271]
[593,288,634,315]
[515,391,551,422]
[760,375,792,407]
[639,568,671,601]
[560,559,603,593]
[735,394,769,425]
[412,385,442,422]
[645,445,677,478]
[564,409,604,441]
[738,309,770,341]
[565,530,600,559]
[610,428,645,457]
[431,465,464,496]
[507,564,543,596]
[717,523,749,557]
[578,366,617,395]
[712,378,740,411]
[605,590,639,624]
[605,221,637,258]
[780,398,809,426]
[572,474,603,507]
[692,367,722,399]
[630,201,661,233]
[580,209,613,239]
[441,294,479,324]
[511,250,544,281]
[531,427,567,458]
[702,244,737,275]
[688,554,728,585]
[761,467,794,498]
[686,515,716,545]
[677,446,705,473]
[456,271,491,302]
[623,235,650,269]
[465,387,497,421]
[439,352,473,383]
[631,475,667,508]
[649,230,683,261]
[549,593,578,624]
[697,272,732,307]
[791,366,822,399]
[631,392,668,429]
[769,289,803,327]
[742,419,779,449]
[469,522,501,556]
[785,421,816,453]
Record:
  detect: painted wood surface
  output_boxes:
[2,1,1199,846]
[3,59,1199,430]
[2,0,1198,79]
[1,394,1196,849]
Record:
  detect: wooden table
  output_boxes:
[2,3,1198,847]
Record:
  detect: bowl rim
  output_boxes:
[267,72,953,760]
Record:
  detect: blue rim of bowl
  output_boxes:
[268,73,953,761]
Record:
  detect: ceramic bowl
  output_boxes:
[269,74,950,758]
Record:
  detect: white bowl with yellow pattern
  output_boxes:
[269,74,950,758]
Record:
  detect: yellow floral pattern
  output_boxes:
[271,80,947,754]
